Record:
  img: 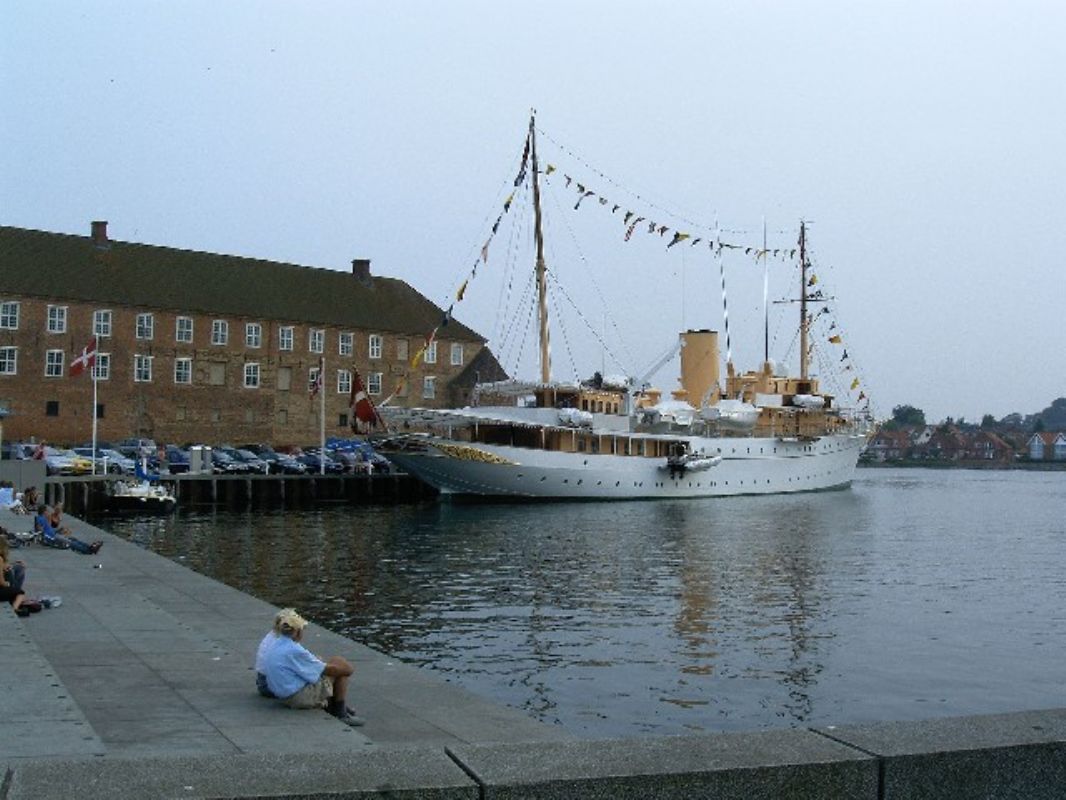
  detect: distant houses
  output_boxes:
[1028,432,1066,462]
[865,424,1061,466]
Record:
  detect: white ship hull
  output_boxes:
[385,432,865,500]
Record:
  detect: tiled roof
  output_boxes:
[0,225,484,342]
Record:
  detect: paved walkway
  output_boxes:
[0,508,565,766]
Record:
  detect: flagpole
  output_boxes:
[319,357,325,475]
[91,370,98,476]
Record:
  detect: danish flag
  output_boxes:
[349,369,382,430]
[69,337,97,377]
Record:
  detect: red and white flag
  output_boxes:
[69,337,97,377]
[309,358,323,399]
[349,369,382,430]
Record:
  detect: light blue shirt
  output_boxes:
[263,635,325,699]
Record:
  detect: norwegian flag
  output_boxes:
[309,358,323,399]
[69,337,97,377]
[349,368,383,430]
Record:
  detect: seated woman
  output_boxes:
[34,505,102,555]
[0,538,28,617]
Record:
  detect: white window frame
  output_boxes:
[339,332,353,357]
[244,362,260,388]
[94,309,112,338]
[45,349,64,377]
[136,312,154,340]
[0,346,17,375]
[245,323,262,348]
[337,369,351,394]
[422,375,436,399]
[368,372,382,396]
[134,354,153,383]
[368,334,382,360]
[309,328,324,353]
[0,301,18,330]
[174,357,192,385]
[47,305,67,334]
[424,340,437,364]
[93,352,110,381]
[212,319,229,345]
[450,343,464,366]
[176,316,194,343]
[279,326,294,351]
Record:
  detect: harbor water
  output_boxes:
[99,468,1066,738]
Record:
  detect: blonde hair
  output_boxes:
[275,608,308,636]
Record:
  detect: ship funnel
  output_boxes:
[679,329,720,406]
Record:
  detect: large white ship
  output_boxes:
[377,116,872,499]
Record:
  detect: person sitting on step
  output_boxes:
[0,537,29,617]
[260,608,364,726]
[34,505,102,555]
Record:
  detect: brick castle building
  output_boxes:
[0,222,505,446]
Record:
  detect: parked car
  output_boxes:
[296,452,344,474]
[163,445,191,475]
[72,447,136,474]
[274,454,308,475]
[210,449,247,474]
[223,447,269,474]
[116,438,158,458]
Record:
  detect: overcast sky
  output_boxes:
[3,1,1064,423]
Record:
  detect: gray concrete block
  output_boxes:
[449,730,878,800]
[817,709,1066,800]
[5,749,479,800]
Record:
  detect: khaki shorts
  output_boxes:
[281,676,333,709]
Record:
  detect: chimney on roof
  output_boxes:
[90,220,109,249]
[352,258,372,287]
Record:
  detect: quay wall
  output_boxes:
[7,710,1066,799]
[36,471,435,515]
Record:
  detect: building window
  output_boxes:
[45,350,64,377]
[337,369,351,394]
[279,326,294,351]
[45,400,59,417]
[396,338,409,361]
[0,346,17,375]
[308,366,321,394]
[368,372,382,395]
[212,319,228,345]
[424,341,437,364]
[309,329,324,353]
[246,323,262,348]
[93,353,110,381]
[174,358,192,385]
[368,334,382,360]
[339,332,353,356]
[0,301,18,330]
[339,413,349,428]
[244,363,260,388]
[94,309,112,338]
[423,376,436,399]
[134,355,153,383]
[136,313,154,340]
[47,305,67,334]
[451,343,464,366]
[176,316,193,343]
[96,404,105,419]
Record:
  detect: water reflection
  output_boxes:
[96,470,1066,738]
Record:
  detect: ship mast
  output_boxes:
[529,113,552,385]
[798,220,809,381]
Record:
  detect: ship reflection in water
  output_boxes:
[102,468,1066,738]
